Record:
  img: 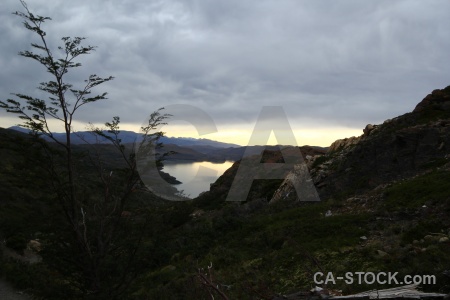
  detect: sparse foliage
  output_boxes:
[196,262,230,300]
[0,1,170,298]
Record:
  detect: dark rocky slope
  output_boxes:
[271,85,450,202]
[193,85,450,208]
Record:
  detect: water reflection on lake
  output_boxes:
[162,160,234,198]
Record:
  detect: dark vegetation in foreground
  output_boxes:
[1,1,449,298]
[1,87,450,299]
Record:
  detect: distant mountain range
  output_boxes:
[7,126,327,162]
[2,86,450,298]
[8,126,240,148]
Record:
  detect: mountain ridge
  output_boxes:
[7,126,240,148]
[7,126,328,163]
[1,86,449,298]
[194,85,450,205]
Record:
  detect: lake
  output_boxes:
[162,161,234,198]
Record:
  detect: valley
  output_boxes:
[0,86,449,299]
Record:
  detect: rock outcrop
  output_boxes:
[197,85,450,205]
[270,163,320,203]
[195,146,326,204]
[328,136,362,152]
[327,124,380,153]
[271,85,450,202]
[413,86,450,113]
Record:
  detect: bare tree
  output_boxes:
[196,262,230,300]
[0,1,168,298]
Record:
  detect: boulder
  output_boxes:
[27,239,42,252]
[190,209,205,218]
[424,235,435,242]
[413,87,450,113]
[363,124,375,136]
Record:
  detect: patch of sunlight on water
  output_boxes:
[162,161,234,198]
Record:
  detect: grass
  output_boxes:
[2,125,450,299]
[311,155,331,168]
[382,170,450,210]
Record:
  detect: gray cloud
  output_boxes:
[1,0,449,142]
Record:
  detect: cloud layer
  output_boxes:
[1,0,449,145]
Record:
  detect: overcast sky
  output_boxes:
[1,0,449,146]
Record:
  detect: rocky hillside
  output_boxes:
[1,86,449,299]
[195,86,450,206]
[194,145,326,209]
[274,85,450,202]
[184,86,450,298]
